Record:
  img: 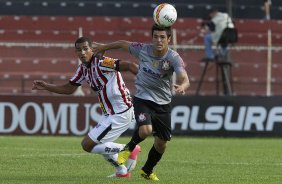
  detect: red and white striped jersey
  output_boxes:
[69,55,132,115]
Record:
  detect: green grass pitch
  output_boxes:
[0,136,282,184]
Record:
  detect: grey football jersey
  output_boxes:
[129,42,186,105]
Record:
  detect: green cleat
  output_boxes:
[117,146,131,165]
[140,169,160,181]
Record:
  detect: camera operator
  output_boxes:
[201,9,234,62]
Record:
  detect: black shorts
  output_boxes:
[133,97,172,141]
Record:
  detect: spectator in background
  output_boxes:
[201,9,234,62]
[264,0,272,20]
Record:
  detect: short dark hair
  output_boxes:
[209,8,218,14]
[75,36,92,48]
[151,24,172,38]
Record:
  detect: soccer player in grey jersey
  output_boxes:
[93,24,190,181]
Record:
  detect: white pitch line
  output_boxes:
[17,153,87,157]
[1,147,75,152]
[12,153,282,167]
[165,160,282,166]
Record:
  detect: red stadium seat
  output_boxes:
[1,16,282,96]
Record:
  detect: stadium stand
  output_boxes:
[1,0,282,20]
[0,1,282,96]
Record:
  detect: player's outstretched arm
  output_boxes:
[92,42,106,56]
[174,72,190,95]
[32,80,78,95]
[92,40,132,55]
[119,61,139,75]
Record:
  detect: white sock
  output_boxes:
[91,142,125,155]
[102,154,128,174]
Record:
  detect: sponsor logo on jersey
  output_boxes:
[100,57,115,69]
[152,60,159,68]
[142,67,161,78]
[141,59,149,63]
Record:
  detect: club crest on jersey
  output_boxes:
[162,60,170,70]
[138,113,146,122]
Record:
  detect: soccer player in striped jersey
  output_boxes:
[32,36,140,178]
[93,24,190,181]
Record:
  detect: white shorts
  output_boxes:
[88,107,135,144]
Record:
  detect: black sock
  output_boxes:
[142,145,163,174]
[127,129,144,151]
